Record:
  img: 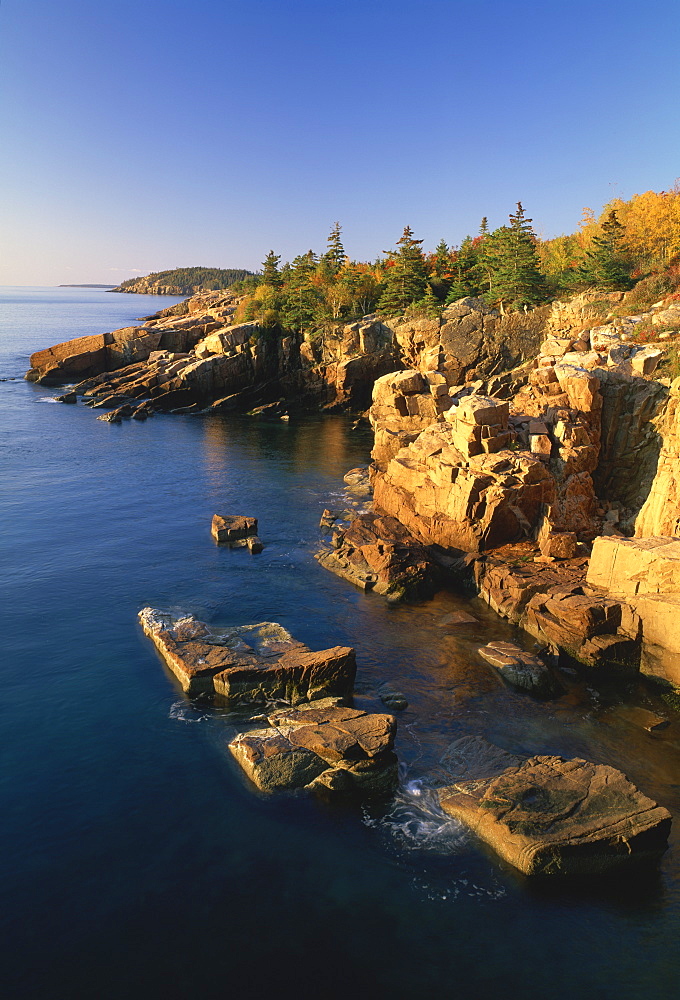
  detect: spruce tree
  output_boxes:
[323,222,346,275]
[483,203,546,308]
[378,226,428,314]
[261,251,282,288]
[280,251,321,334]
[579,209,632,290]
[446,235,482,302]
[428,238,454,300]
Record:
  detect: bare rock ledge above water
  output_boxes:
[438,751,671,876]
[229,699,398,796]
[138,609,356,702]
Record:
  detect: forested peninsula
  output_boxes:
[110,267,253,296]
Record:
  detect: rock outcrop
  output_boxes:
[634,378,680,537]
[316,512,442,600]
[229,699,398,796]
[586,536,680,687]
[471,544,640,675]
[370,315,668,560]
[438,750,671,875]
[138,609,356,702]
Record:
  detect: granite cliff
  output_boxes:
[360,292,680,690]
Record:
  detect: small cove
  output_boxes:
[2,288,680,998]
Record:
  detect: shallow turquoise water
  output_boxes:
[1,288,680,999]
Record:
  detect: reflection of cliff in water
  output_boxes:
[201,412,371,480]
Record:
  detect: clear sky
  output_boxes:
[1,0,678,285]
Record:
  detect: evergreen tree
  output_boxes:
[322,222,346,275]
[479,217,489,237]
[579,209,633,290]
[482,203,547,308]
[431,239,451,278]
[378,226,428,313]
[445,235,482,301]
[280,251,322,334]
[428,238,454,300]
[261,251,282,288]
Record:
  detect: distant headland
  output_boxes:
[58,284,117,288]
[108,267,253,296]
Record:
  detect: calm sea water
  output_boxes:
[2,287,680,999]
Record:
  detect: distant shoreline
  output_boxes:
[57,284,117,288]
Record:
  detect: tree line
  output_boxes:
[235,187,678,337]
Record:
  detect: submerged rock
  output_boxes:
[378,682,408,711]
[478,641,559,697]
[439,752,671,876]
[138,608,356,702]
[229,700,398,796]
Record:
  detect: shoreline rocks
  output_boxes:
[316,512,442,600]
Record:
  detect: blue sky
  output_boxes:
[1,0,678,284]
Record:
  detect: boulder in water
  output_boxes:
[211,514,258,545]
[477,640,559,697]
[138,608,356,702]
[229,700,398,796]
[439,752,671,875]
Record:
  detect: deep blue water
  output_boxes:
[2,287,680,999]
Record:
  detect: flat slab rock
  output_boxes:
[478,641,558,697]
[439,752,671,876]
[138,608,356,702]
[229,699,398,796]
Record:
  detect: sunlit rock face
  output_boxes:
[138,609,356,702]
[229,700,398,797]
[439,752,672,876]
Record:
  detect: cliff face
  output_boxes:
[26,291,400,413]
[635,379,680,537]
[361,298,680,686]
[26,292,549,414]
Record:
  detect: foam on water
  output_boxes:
[168,700,212,724]
[364,778,469,854]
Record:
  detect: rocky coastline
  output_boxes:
[29,286,680,876]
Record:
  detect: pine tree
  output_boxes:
[579,209,632,290]
[261,251,282,288]
[378,226,428,313]
[482,203,546,308]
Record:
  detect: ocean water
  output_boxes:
[1,287,680,999]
